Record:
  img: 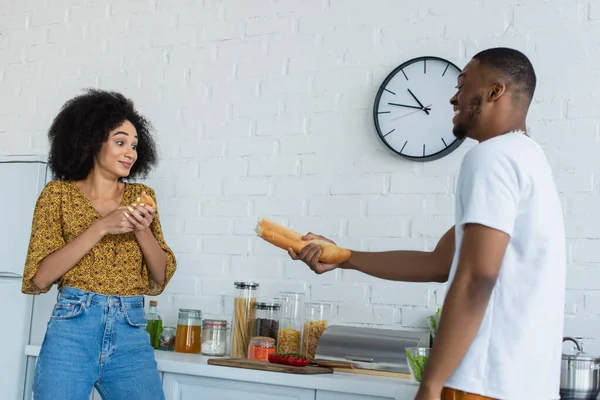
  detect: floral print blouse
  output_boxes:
[21,180,177,296]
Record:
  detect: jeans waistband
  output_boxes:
[58,286,145,308]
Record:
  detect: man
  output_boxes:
[289,47,566,400]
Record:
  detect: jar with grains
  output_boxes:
[231,282,259,358]
[201,319,228,356]
[175,309,202,354]
[253,301,280,343]
[277,292,305,355]
[248,336,276,361]
[158,326,176,351]
[301,302,332,362]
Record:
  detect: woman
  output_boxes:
[21,89,177,400]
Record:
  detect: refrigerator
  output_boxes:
[0,155,56,400]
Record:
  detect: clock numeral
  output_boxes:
[423,144,426,157]
[424,59,426,74]
[384,129,395,138]
[441,138,448,147]
[400,141,408,153]
[377,111,391,114]
[384,88,396,95]
[401,70,408,81]
[442,63,450,77]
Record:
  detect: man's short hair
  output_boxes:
[473,47,537,103]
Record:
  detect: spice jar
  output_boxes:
[277,291,304,355]
[253,301,280,343]
[158,326,176,351]
[201,319,228,356]
[175,309,202,354]
[248,336,276,361]
[231,282,259,358]
[301,302,332,362]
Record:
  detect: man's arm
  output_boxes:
[290,225,455,283]
[416,223,509,397]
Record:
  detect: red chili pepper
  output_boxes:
[268,353,308,367]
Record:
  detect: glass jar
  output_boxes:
[158,326,176,351]
[174,309,202,354]
[231,282,259,358]
[253,301,280,343]
[201,319,228,356]
[248,336,276,361]
[277,291,305,355]
[301,302,332,362]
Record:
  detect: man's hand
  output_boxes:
[287,233,340,274]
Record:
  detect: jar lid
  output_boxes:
[255,301,281,310]
[178,308,202,317]
[203,319,228,327]
[250,336,276,347]
[235,282,259,289]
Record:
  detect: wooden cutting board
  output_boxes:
[207,358,334,375]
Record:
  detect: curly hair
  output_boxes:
[47,88,158,181]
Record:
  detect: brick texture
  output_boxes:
[2,1,599,346]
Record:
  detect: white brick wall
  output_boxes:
[2,0,600,349]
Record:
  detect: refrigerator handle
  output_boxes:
[0,271,23,278]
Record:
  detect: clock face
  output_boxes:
[373,56,464,161]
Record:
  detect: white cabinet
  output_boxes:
[316,391,395,400]
[162,373,316,400]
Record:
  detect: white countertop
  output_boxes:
[25,345,419,399]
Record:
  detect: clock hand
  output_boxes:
[407,88,430,115]
[391,104,432,121]
[388,102,431,111]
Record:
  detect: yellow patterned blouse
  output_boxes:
[21,180,177,296]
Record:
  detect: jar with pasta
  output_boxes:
[277,291,304,355]
[301,302,332,362]
[231,282,259,358]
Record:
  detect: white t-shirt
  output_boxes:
[444,131,566,399]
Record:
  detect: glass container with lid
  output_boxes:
[175,309,202,354]
[201,319,228,356]
[248,336,276,361]
[231,282,259,358]
[253,300,280,343]
[277,291,304,354]
[301,302,332,362]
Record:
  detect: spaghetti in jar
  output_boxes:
[230,282,259,358]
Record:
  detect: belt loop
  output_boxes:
[56,287,61,302]
[86,292,93,307]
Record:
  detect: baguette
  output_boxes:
[130,191,157,210]
[255,217,351,264]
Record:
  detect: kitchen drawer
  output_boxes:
[163,373,316,400]
[316,391,395,400]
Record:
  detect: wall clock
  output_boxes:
[373,56,464,162]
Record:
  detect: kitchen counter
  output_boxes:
[25,345,419,399]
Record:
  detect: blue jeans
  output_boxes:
[33,287,165,400]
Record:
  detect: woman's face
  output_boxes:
[95,119,138,179]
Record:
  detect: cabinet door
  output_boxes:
[163,373,315,400]
[316,391,394,400]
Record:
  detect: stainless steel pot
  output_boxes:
[560,337,600,400]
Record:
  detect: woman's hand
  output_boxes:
[95,207,136,236]
[125,204,155,233]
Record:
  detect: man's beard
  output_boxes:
[452,94,483,139]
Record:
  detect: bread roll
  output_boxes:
[255,217,351,264]
[131,191,156,210]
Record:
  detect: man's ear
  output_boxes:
[488,82,506,102]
